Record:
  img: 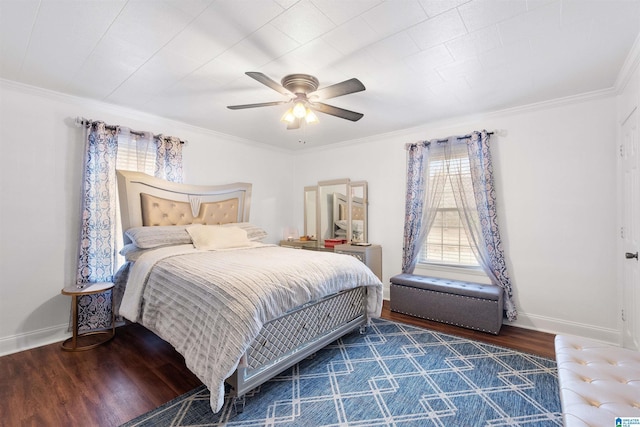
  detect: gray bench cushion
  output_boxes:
[390,274,502,300]
[390,274,504,334]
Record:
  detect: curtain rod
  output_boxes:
[75,117,186,144]
[405,130,496,149]
[435,131,494,144]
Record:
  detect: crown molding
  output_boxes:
[615,32,640,93]
[297,86,618,155]
[1,75,621,156]
[0,78,292,155]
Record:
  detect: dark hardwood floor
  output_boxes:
[0,301,555,427]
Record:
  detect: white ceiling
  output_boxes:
[1,0,639,149]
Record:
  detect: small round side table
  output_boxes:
[61,282,115,351]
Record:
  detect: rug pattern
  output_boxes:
[122,319,562,426]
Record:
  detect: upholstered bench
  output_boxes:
[555,335,640,427]
[389,274,503,334]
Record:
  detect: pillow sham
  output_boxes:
[334,220,348,230]
[125,225,192,249]
[186,224,252,250]
[119,243,154,262]
[222,222,268,242]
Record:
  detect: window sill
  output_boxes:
[414,263,491,284]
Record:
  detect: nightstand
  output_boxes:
[279,240,334,252]
[61,282,115,351]
[279,239,319,249]
[334,244,382,280]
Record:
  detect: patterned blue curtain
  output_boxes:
[402,143,427,273]
[75,122,119,331]
[74,122,184,332]
[402,141,447,273]
[155,135,183,183]
[463,131,517,320]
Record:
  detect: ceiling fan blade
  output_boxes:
[287,117,301,130]
[310,102,364,122]
[245,72,293,96]
[227,100,289,110]
[308,78,365,100]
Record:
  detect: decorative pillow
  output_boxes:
[186,224,252,250]
[119,243,154,262]
[222,222,268,242]
[125,226,192,249]
[334,220,348,230]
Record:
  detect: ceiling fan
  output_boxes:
[227,72,365,129]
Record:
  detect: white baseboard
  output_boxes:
[0,323,70,357]
[509,312,621,346]
[383,297,622,345]
[1,310,623,356]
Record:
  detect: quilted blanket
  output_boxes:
[119,244,383,412]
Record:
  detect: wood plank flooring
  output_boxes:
[0,301,555,427]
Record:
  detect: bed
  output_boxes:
[114,170,383,414]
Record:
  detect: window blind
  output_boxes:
[116,135,155,175]
[419,152,479,267]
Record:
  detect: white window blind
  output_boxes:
[418,152,480,267]
[115,134,155,175]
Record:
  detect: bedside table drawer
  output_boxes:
[334,244,382,281]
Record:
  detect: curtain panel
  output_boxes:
[402,140,447,273]
[465,131,517,320]
[75,122,119,331]
[402,142,428,274]
[155,135,183,183]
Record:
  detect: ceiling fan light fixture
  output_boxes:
[280,108,296,123]
[228,72,365,130]
[305,108,318,124]
[292,102,307,119]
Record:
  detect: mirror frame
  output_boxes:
[307,178,369,246]
[317,178,350,246]
[303,185,317,239]
[348,181,368,243]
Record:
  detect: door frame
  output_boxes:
[618,105,640,350]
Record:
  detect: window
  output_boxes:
[418,151,480,268]
[115,133,156,175]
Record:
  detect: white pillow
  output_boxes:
[334,220,348,230]
[221,222,268,242]
[186,224,252,250]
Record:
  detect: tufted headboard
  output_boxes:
[116,170,252,244]
[333,192,365,221]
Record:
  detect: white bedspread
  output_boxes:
[119,244,383,412]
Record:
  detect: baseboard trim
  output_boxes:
[0,323,70,357]
[2,310,622,356]
[509,312,621,345]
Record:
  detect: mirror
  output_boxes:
[318,179,349,245]
[349,181,367,243]
[303,186,317,239]
[304,178,368,247]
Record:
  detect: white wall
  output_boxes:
[0,78,627,355]
[293,93,620,343]
[0,81,294,355]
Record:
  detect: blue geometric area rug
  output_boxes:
[121,318,562,427]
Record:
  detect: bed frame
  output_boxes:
[116,171,368,408]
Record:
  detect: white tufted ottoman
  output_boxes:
[555,335,640,426]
